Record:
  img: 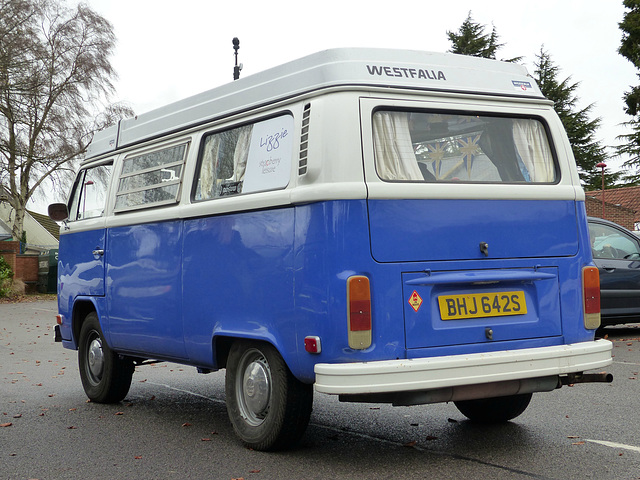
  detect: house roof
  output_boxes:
[586,185,640,223]
[27,210,60,241]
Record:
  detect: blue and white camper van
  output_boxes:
[49,48,612,451]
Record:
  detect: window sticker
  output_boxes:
[242,115,294,194]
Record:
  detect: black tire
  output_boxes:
[77,312,134,403]
[225,340,313,451]
[454,393,533,423]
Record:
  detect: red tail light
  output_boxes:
[347,275,372,349]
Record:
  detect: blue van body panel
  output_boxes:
[57,228,106,345]
[105,221,187,360]
[58,228,106,299]
[291,200,399,381]
[368,199,579,263]
[182,208,297,369]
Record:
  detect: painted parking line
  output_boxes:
[585,439,640,453]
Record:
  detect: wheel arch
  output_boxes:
[71,298,101,348]
[213,333,303,380]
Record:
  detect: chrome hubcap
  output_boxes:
[237,350,271,426]
[87,337,104,381]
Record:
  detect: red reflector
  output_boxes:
[304,336,321,354]
[56,314,63,325]
[349,300,371,331]
[583,267,600,314]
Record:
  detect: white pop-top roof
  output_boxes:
[86,48,544,160]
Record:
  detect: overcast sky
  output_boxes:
[33,0,637,210]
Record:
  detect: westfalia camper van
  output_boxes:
[49,48,613,451]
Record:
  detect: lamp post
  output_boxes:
[596,162,607,219]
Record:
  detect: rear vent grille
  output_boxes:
[299,104,310,175]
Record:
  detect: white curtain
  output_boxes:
[512,119,555,182]
[199,135,221,199]
[232,125,253,182]
[373,112,423,181]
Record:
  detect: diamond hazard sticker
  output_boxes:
[408,290,423,312]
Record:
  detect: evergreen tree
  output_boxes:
[447,11,521,62]
[617,0,640,181]
[534,48,614,189]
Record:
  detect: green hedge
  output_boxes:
[0,256,13,297]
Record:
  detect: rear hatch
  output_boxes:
[368,198,577,348]
[364,102,579,349]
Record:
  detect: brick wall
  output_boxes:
[585,196,635,230]
[1,241,39,293]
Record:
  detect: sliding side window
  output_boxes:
[114,142,189,212]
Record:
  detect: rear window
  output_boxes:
[373,110,557,184]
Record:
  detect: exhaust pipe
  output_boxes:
[560,372,613,385]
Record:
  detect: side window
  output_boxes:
[194,114,293,201]
[590,223,640,259]
[114,142,188,212]
[67,163,112,221]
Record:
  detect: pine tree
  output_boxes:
[446,11,521,62]
[534,48,613,189]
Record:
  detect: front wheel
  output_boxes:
[225,341,313,451]
[77,312,134,403]
[454,393,533,423]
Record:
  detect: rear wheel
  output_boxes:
[78,312,134,403]
[225,340,313,451]
[454,393,533,423]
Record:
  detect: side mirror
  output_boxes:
[48,203,69,222]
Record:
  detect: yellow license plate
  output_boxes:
[438,291,527,320]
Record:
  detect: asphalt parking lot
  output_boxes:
[1,299,639,480]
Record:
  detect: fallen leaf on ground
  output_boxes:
[403,440,417,447]
[1,423,12,427]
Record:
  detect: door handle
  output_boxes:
[92,249,104,257]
